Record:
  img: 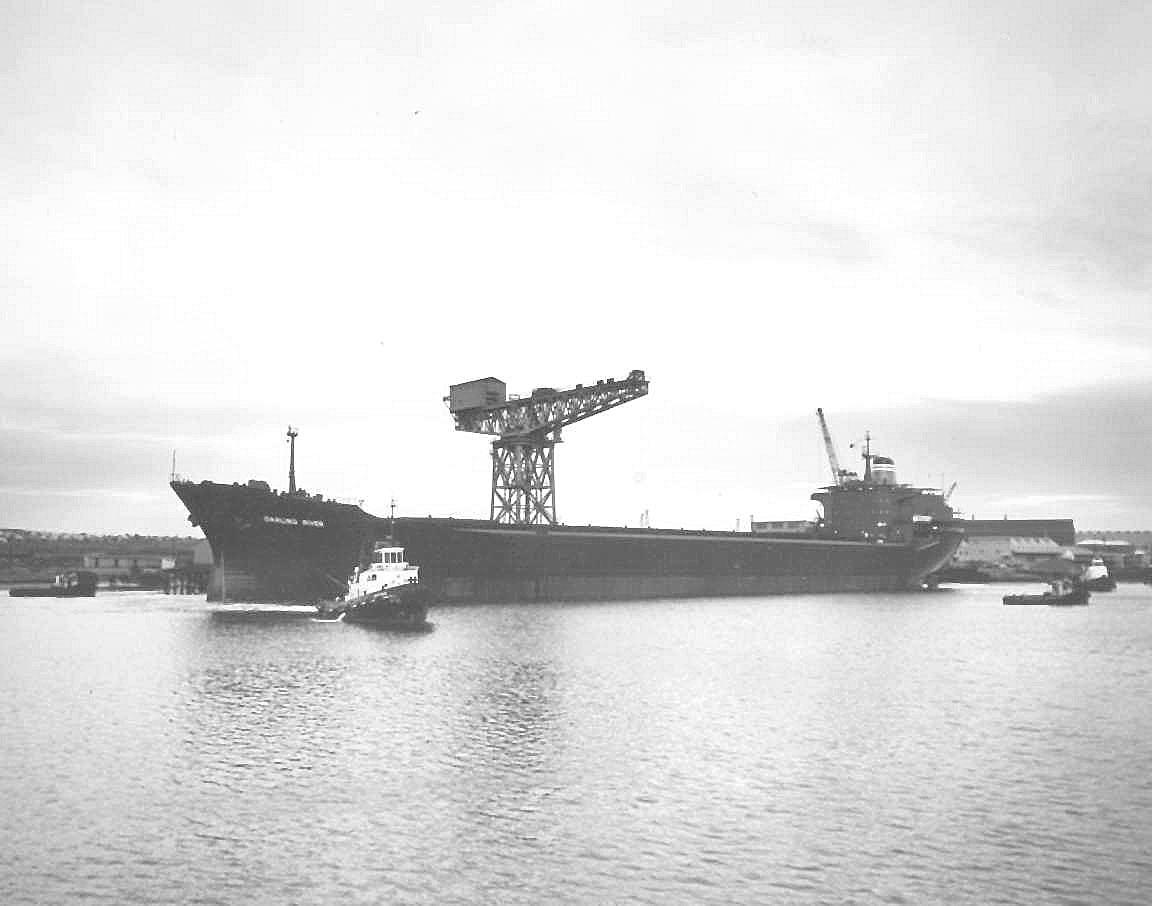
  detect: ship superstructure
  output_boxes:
[810,412,954,543]
[346,543,420,602]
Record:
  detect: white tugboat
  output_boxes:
[1082,557,1117,592]
[316,542,431,629]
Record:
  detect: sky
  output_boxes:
[4,0,1152,535]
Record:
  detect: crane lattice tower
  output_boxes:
[445,370,650,525]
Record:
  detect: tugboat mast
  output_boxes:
[287,426,298,494]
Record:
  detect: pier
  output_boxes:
[161,566,210,595]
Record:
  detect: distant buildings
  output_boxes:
[947,535,1072,580]
[1075,535,1151,576]
[1,530,205,583]
[80,541,212,578]
[82,552,180,578]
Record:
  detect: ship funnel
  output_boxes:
[871,455,896,485]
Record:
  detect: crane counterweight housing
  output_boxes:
[447,369,649,525]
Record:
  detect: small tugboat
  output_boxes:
[8,571,98,598]
[1003,577,1090,607]
[315,543,431,629]
[1082,557,1117,592]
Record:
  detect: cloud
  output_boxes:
[827,378,1152,527]
[5,0,1152,532]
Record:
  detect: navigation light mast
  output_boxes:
[287,425,298,494]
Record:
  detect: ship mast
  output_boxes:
[287,426,298,494]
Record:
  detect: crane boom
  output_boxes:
[450,370,649,437]
[816,408,843,486]
[446,370,649,525]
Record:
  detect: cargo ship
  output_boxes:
[171,428,962,603]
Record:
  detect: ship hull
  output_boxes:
[170,484,961,604]
[171,480,385,602]
[392,519,963,605]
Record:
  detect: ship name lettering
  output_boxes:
[302,519,325,527]
[263,516,299,525]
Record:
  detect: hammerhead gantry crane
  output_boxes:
[445,370,650,525]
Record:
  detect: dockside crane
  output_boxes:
[445,370,650,525]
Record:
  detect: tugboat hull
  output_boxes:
[1003,586,1090,606]
[8,572,97,598]
[318,585,431,630]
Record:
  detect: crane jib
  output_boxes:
[452,377,649,436]
[447,371,650,525]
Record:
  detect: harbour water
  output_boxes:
[3,585,1152,904]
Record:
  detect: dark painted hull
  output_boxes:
[323,585,431,628]
[392,519,964,604]
[170,483,962,604]
[1004,587,1090,606]
[8,572,97,598]
[170,480,385,602]
[8,586,96,598]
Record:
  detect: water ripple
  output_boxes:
[3,588,1152,904]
